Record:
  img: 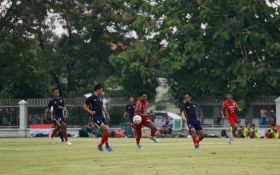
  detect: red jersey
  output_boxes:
[134,99,147,117]
[223,100,238,117]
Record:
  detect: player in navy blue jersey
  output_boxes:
[83,84,113,152]
[48,88,72,145]
[181,91,204,150]
[124,96,135,136]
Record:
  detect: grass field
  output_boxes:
[0,137,279,175]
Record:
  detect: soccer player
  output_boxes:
[220,91,242,144]
[48,88,72,145]
[181,91,204,150]
[124,96,135,137]
[134,91,159,149]
[83,84,113,152]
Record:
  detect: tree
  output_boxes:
[146,0,280,105]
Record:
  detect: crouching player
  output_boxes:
[83,84,113,152]
[181,91,204,150]
[48,88,72,145]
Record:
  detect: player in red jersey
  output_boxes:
[134,91,159,149]
[220,91,242,144]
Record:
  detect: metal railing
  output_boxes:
[0,96,277,107]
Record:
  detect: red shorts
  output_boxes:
[134,116,151,130]
[227,115,238,126]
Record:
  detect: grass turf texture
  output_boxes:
[0,138,279,175]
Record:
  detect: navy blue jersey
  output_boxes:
[48,98,65,118]
[85,94,103,116]
[182,102,199,123]
[125,103,135,118]
[180,103,185,113]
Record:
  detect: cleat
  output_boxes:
[65,140,72,146]
[150,136,159,143]
[136,144,142,150]
[49,134,54,143]
[97,146,104,152]
[105,146,113,152]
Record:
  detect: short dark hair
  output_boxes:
[139,91,148,96]
[226,91,232,95]
[184,91,192,97]
[52,87,59,93]
[94,84,103,91]
[128,96,134,99]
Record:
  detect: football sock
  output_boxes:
[151,128,156,137]
[51,127,60,137]
[104,133,109,147]
[192,136,198,145]
[199,135,203,142]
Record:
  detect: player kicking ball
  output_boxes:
[220,91,242,144]
[83,84,113,152]
[48,88,72,145]
[134,91,159,149]
[181,91,204,150]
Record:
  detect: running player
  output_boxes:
[124,96,135,137]
[134,91,159,149]
[83,84,113,152]
[220,91,242,144]
[181,91,204,150]
[48,88,72,145]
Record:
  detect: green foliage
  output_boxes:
[0,0,279,109]
[67,107,85,126]
[108,106,126,125]
[110,42,158,99]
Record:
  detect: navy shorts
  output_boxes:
[53,115,65,126]
[128,115,133,123]
[188,121,203,131]
[92,114,107,127]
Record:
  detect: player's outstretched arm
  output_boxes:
[181,111,189,131]
[220,104,225,119]
[64,108,68,118]
[181,111,187,122]
[102,106,110,121]
[236,104,242,112]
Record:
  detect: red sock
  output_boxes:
[136,137,140,145]
[63,134,68,142]
[98,134,106,147]
[51,131,56,137]
[51,128,59,137]
[134,125,142,145]
[199,136,203,142]
[104,133,109,147]
[192,136,198,145]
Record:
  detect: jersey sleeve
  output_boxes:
[48,100,52,109]
[61,99,66,107]
[125,105,129,112]
[85,97,91,105]
[180,104,185,113]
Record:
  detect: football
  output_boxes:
[133,115,142,124]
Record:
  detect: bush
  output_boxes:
[108,106,126,125]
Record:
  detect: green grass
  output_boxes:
[0,137,280,175]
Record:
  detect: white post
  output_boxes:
[275,97,280,125]
[18,100,28,130]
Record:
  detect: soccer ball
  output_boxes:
[133,115,142,124]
